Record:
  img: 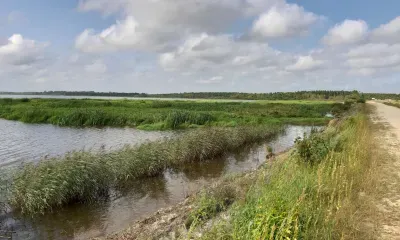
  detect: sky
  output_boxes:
[1,0,400,93]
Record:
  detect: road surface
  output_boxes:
[369,101,400,239]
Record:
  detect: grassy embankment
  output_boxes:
[0,98,343,130]
[170,104,376,239]
[9,126,282,216]
[383,101,400,109]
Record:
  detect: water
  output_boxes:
[0,119,175,168]
[0,119,318,240]
[0,94,253,102]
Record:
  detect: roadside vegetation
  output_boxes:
[183,105,375,239]
[0,98,344,129]
[9,126,282,215]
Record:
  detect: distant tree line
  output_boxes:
[1,90,399,100]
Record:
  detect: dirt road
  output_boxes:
[369,101,400,239]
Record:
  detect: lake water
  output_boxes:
[0,119,318,240]
[0,94,253,102]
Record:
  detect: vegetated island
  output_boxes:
[0,97,350,130]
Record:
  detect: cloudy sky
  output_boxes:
[1,0,400,93]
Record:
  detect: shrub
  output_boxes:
[294,129,331,165]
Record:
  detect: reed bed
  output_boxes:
[9,125,282,216]
[0,98,343,129]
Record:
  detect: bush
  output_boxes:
[294,129,331,165]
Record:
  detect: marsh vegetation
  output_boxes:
[0,98,344,130]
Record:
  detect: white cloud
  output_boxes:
[347,43,400,58]
[75,16,176,53]
[371,16,400,43]
[286,55,323,71]
[197,76,223,84]
[159,33,237,71]
[76,0,289,53]
[0,34,48,66]
[159,33,289,73]
[78,0,283,31]
[84,59,108,74]
[251,4,320,39]
[347,55,400,69]
[349,68,376,76]
[322,20,368,46]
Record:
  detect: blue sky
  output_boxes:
[1,0,400,93]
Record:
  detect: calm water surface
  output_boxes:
[0,119,175,168]
[0,119,318,240]
[0,94,253,102]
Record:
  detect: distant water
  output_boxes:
[0,94,253,102]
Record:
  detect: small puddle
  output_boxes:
[0,123,318,240]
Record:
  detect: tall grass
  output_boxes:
[9,126,282,216]
[199,105,374,239]
[0,98,344,129]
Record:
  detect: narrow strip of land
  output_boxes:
[369,101,400,239]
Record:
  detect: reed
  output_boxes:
[9,125,282,216]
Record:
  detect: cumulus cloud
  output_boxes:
[159,33,289,73]
[371,16,400,43]
[322,20,368,46]
[347,55,400,69]
[251,4,320,39]
[76,0,291,53]
[347,43,400,58]
[286,55,323,71]
[0,34,48,66]
[75,16,177,53]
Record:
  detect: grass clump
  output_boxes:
[9,126,282,216]
[165,111,215,129]
[186,185,237,229]
[199,105,375,239]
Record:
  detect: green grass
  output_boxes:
[186,105,375,239]
[9,125,282,216]
[0,98,345,130]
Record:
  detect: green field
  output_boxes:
[0,98,345,130]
